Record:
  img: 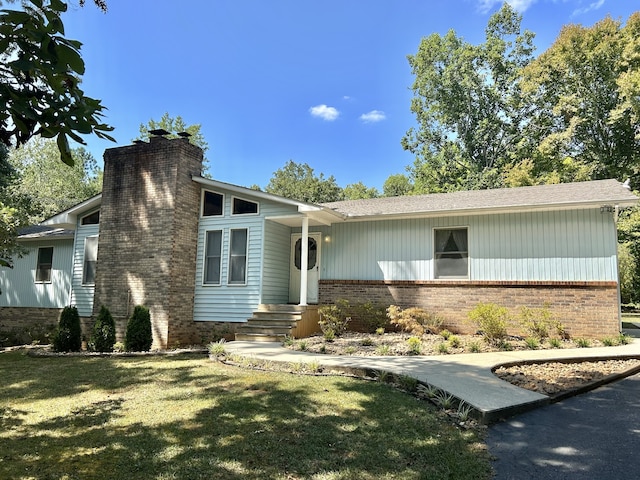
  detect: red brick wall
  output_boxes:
[319,280,620,338]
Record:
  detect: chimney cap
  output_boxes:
[133,140,146,144]
[149,128,170,136]
[177,131,192,138]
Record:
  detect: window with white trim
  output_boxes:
[434,228,468,278]
[83,236,99,285]
[203,230,222,285]
[202,191,224,216]
[81,210,100,225]
[228,229,248,284]
[35,247,53,283]
[232,197,258,215]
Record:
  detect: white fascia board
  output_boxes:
[40,194,102,229]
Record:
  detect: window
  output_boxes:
[232,197,258,215]
[294,237,317,271]
[434,228,468,278]
[81,210,100,225]
[83,236,99,285]
[203,230,222,285]
[202,191,223,216]
[36,247,53,282]
[228,229,248,284]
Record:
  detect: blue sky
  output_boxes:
[63,0,639,191]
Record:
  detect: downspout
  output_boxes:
[614,205,622,331]
[299,216,309,306]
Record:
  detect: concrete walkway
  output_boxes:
[223,339,640,423]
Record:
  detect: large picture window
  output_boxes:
[83,236,99,285]
[434,228,468,279]
[228,229,248,285]
[203,230,222,285]
[36,247,53,283]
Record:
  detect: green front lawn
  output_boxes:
[0,351,490,479]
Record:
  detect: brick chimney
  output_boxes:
[93,136,203,349]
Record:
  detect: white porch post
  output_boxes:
[299,216,309,306]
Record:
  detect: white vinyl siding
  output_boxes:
[0,240,73,308]
[261,220,291,304]
[322,209,617,282]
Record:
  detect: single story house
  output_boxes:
[0,135,637,348]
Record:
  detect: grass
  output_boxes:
[0,350,490,479]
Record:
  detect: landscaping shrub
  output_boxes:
[89,305,116,352]
[52,306,82,352]
[519,304,565,340]
[351,301,389,333]
[386,305,443,335]
[467,302,509,345]
[318,299,351,338]
[125,305,153,351]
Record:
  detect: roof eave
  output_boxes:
[340,198,639,222]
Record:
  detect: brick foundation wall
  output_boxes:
[0,307,61,333]
[319,280,621,339]
[95,137,203,349]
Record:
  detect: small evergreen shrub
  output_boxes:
[519,304,565,340]
[318,300,351,337]
[52,306,82,352]
[387,305,443,335]
[524,337,539,350]
[448,335,461,348]
[89,305,116,352]
[125,305,152,352]
[468,302,510,345]
[406,336,422,354]
[548,337,562,349]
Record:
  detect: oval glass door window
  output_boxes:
[294,237,317,270]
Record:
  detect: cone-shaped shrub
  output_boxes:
[53,306,82,352]
[89,305,116,352]
[125,305,152,351]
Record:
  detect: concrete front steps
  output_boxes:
[235,304,320,342]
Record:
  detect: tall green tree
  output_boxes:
[383,173,413,197]
[265,160,342,203]
[136,112,210,175]
[0,0,114,166]
[403,4,535,193]
[521,14,640,186]
[9,136,102,222]
[342,181,379,200]
[0,144,30,267]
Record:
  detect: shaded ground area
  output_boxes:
[487,373,640,480]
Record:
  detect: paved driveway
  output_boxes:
[487,373,640,480]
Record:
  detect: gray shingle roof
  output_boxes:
[18,225,75,240]
[322,179,638,218]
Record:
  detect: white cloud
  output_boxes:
[572,0,605,17]
[477,0,538,13]
[359,110,386,123]
[309,104,340,121]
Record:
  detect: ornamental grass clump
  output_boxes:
[468,302,510,346]
[52,305,82,352]
[387,305,443,335]
[125,305,152,352]
[89,305,116,352]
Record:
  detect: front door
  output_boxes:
[289,233,321,304]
